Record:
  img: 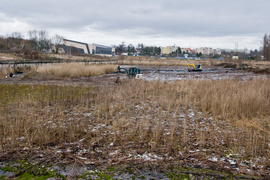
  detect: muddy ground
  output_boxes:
[0,65,268,87]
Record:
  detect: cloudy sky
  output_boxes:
[0,0,269,50]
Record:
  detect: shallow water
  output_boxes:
[119,65,268,81]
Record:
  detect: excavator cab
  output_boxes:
[195,64,202,70]
[117,66,142,79]
[127,67,140,78]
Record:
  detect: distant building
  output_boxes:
[222,48,250,54]
[195,47,222,55]
[236,48,250,54]
[63,39,115,56]
[161,46,197,55]
[161,46,179,54]
[232,56,239,60]
[214,48,222,55]
[181,48,195,54]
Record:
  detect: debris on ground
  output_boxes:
[9,72,24,78]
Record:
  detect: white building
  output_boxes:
[195,47,222,55]
[237,48,250,54]
[222,48,250,54]
[214,48,221,55]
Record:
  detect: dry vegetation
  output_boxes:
[117,58,216,67]
[0,63,117,78]
[0,78,269,176]
[43,53,111,61]
[36,63,117,77]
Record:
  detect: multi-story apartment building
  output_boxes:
[160,46,250,56]
[161,46,179,54]
[161,46,196,55]
[195,47,222,55]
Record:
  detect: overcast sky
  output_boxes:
[0,0,269,50]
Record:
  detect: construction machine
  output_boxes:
[187,63,202,72]
[116,66,143,82]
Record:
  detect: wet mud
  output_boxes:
[1,65,268,87]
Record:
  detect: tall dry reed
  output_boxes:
[36,63,117,77]
[0,78,269,169]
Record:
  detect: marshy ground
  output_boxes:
[0,61,269,179]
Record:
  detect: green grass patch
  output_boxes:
[1,165,16,172]
[16,171,55,180]
[0,161,59,180]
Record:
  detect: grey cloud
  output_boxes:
[0,0,269,49]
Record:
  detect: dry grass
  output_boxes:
[0,63,117,78]
[35,63,117,77]
[0,66,12,76]
[0,78,269,175]
[42,53,111,60]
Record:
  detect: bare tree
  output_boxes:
[28,29,38,50]
[262,33,270,61]
[4,32,24,51]
[51,34,64,53]
[28,29,50,51]
[0,35,7,52]
[38,30,50,52]
[10,32,24,50]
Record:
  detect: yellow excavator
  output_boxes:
[187,63,202,72]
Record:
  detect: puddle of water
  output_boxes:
[119,65,266,81]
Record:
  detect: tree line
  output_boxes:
[113,42,162,56]
[0,30,64,54]
[1,30,269,60]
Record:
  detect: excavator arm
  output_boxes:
[187,63,196,70]
[187,63,202,71]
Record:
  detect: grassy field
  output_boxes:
[0,77,269,177]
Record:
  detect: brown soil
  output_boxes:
[252,67,270,74]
